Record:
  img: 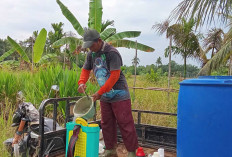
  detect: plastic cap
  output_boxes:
[136,147,145,156]
[158,148,164,157]
[88,124,99,127]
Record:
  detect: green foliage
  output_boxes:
[56,0,84,36]
[88,0,103,32]
[33,28,47,63]
[211,66,228,75]
[122,61,199,78]
[0,39,12,57]
[7,36,30,63]
[170,0,232,27]
[100,28,116,40]
[0,48,15,62]
[0,66,98,110]
[56,0,155,52]
[109,39,155,52]
[0,99,15,156]
[146,68,160,82]
[53,37,83,53]
[106,31,141,42]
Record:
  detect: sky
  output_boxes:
[0,0,202,67]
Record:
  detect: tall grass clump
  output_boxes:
[0,99,15,156]
[0,65,99,114]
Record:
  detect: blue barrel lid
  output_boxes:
[198,76,232,79]
[180,76,232,85]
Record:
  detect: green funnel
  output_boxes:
[73,96,95,120]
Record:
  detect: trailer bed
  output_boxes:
[38,97,177,157]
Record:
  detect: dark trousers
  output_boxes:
[100,99,138,151]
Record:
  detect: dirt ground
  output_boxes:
[54,143,176,157]
[116,143,176,157]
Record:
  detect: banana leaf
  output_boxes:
[39,53,58,64]
[52,37,83,53]
[33,28,47,63]
[56,0,84,36]
[88,0,102,32]
[0,48,15,62]
[106,31,141,42]
[0,60,20,66]
[100,28,116,40]
[7,36,30,63]
[109,39,155,52]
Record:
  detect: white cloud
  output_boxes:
[0,0,200,67]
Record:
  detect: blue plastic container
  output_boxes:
[177,76,232,157]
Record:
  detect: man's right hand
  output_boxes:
[78,84,87,93]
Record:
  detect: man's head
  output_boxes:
[82,29,102,52]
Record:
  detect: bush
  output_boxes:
[146,68,161,82]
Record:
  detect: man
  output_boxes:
[78,28,138,157]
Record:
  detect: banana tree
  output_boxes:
[54,0,154,53]
[3,28,57,68]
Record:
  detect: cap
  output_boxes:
[82,29,100,48]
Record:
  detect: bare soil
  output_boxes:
[52,143,176,157]
[116,143,176,157]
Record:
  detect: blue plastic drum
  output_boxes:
[177,76,232,157]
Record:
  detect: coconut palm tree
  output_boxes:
[153,19,173,88]
[203,28,224,58]
[54,0,154,53]
[198,16,232,75]
[165,18,201,78]
[170,0,232,27]
[198,28,225,67]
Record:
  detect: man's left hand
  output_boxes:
[92,92,102,102]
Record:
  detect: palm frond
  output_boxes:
[198,40,232,75]
[170,0,232,27]
[152,19,170,36]
[203,28,224,51]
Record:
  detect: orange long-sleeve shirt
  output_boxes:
[78,68,121,95]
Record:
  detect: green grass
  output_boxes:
[0,99,15,156]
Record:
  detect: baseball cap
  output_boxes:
[82,29,100,48]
